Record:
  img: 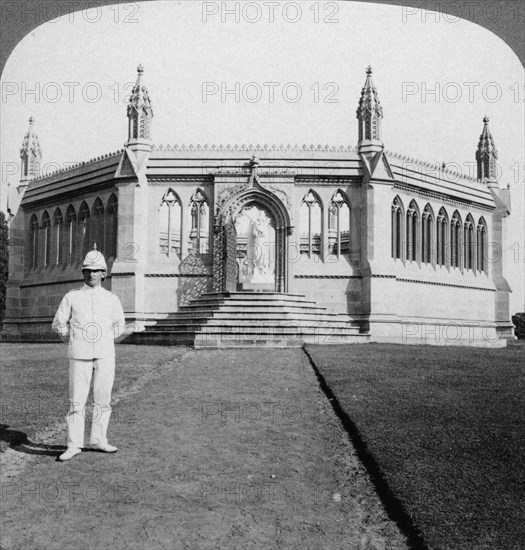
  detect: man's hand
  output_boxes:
[53,320,70,343]
[112,321,144,343]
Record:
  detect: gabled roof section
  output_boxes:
[21,150,123,206]
[115,148,139,178]
[385,150,495,209]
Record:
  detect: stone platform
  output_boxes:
[129,291,369,348]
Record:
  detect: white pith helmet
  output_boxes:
[82,243,107,271]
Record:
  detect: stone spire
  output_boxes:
[356,66,383,154]
[127,64,153,143]
[18,115,42,195]
[476,116,498,184]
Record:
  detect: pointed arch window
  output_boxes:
[300,191,322,256]
[29,213,39,269]
[464,215,475,271]
[328,191,350,256]
[450,211,462,268]
[41,211,51,267]
[436,208,448,267]
[52,209,64,265]
[421,204,434,264]
[477,218,488,273]
[159,189,182,257]
[105,194,118,259]
[92,198,105,254]
[189,190,209,254]
[391,197,403,260]
[406,201,419,262]
[65,205,77,263]
[78,202,91,258]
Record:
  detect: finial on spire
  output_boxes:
[93,242,97,251]
[127,63,153,143]
[356,66,383,154]
[476,116,498,183]
[20,115,42,182]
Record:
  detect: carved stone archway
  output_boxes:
[213,187,292,293]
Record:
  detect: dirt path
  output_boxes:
[1,348,408,550]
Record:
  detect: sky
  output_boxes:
[0,0,523,311]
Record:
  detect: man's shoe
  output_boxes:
[88,443,118,453]
[58,448,82,461]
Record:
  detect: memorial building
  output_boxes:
[3,66,514,346]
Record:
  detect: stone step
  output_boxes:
[183,293,316,302]
[130,330,369,348]
[153,321,354,330]
[185,293,318,305]
[156,311,347,323]
[148,323,359,334]
[179,301,328,313]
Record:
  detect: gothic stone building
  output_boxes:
[3,66,514,347]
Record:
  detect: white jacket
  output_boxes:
[52,284,126,359]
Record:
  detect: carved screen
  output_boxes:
[224,219,238,292]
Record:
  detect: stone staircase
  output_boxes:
[130,292,369,348]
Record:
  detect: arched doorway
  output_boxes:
[213,188,291,293]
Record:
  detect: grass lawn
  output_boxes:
[306,343,525,550]
[0,343,186,445]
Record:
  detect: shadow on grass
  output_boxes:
[0,424,65,457]
[302,349,429,550]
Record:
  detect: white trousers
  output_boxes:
[66,357,115,449]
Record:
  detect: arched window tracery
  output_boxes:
[328,190,350,257]
[92,198,105,254]
[477,217,488,273]
[52,209,64,265]
[159,189,182,257]
[65,205,77,263]
[41,211,51,267]
[300,190,322,257]
[391,196,404,260]
[450,211,462,268]
[29,213,39,269]
[464,214,475,271]
[189,190,209,254]
[78,202,91,258]
[105,194,118,259]
[406,200,419,262]
[422,204,434,264]
[436,207,448,267]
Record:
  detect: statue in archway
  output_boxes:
[251,209,273,281]
[235,205,275,286]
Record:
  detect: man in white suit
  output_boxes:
[52,247,127,462]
